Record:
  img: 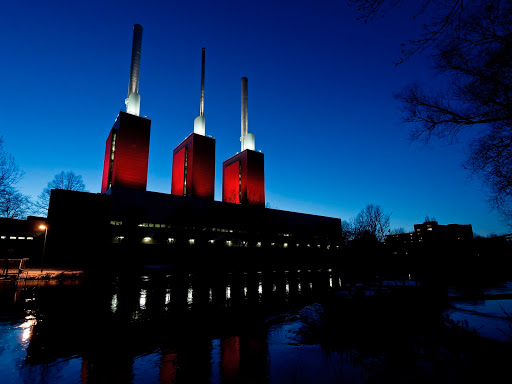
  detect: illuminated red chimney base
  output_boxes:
[222,149,264,206]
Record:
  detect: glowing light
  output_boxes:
[283,243,288,248]
[256,242,261,247]
[226,240,232,246]
[111,294,118,313]
[187,287,193,305]
[165,289,171,305]
[39,225,46,230]
[143,237,151,242]
[19,315,37,343]
[226,285,231,300]
[329,278,333,288]
[209,288,213,302]
[258,282,263,296]
[139,289,147,309]
[188,239,195,245]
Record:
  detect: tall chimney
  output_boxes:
[241,77,248,138]
[194,48,206,135]
[125,24,143,116]
[240,77,254,151]
[200,48,205,117]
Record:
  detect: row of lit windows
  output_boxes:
[115,236,338,249]
[0,236,34,240]
[115,221,295,238]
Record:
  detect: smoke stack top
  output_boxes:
[240,77,255,151]
[125,24,143,116]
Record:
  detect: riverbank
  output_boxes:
[20,268,85,280]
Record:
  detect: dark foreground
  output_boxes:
[1,268,511,383]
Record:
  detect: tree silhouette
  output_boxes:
[353,204,391,242]
[0,187,31,219]
[36,171,86,215]
[0,138,30,219]
[350,0,512,225]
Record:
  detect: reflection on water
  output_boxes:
[2,270,512,383]
[0,268,344,384]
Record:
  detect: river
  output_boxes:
[1,269,511,383]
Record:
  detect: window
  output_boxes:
[27,237,33,240]
[188,239,195,245]
[168,238,175,244]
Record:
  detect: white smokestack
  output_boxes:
[125,24,143,116]
[194,48,206,135]
[240,77,255,151]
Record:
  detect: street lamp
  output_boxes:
[39,225,47,273]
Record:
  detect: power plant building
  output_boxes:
[45,24,341,269]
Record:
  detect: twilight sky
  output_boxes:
[0,0,508,236]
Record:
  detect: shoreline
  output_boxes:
[19,268,85,280]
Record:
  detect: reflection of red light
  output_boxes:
[160,350,178,384]
[222,150,264,206]
[221,336,240,381]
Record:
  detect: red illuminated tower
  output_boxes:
[222,77,265,206]
[101,112,151,193]
[101,24,151,194]
[171,48,215,199]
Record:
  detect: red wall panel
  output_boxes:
[171,147,186,196]
[223,160,240,204]
[101,129,114,194]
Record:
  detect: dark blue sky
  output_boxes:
[1,0,507,235]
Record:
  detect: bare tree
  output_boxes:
[0,138,30,219]
[390,227,406,235]
[36,171,86,215]
[0,187,31,219]
[353,204,391,242]
[0,138,23,199]
[350,0,512,226]
[341,219,355,244]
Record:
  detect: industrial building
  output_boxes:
[44,24,342,269]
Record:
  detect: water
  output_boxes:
[446,281,512,342]
[1,271,511,383]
